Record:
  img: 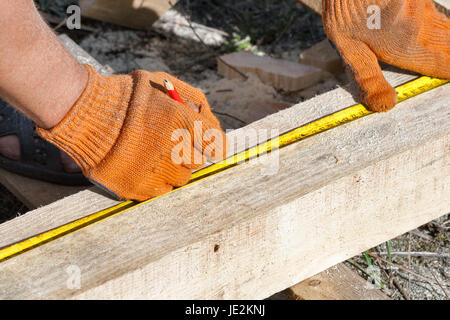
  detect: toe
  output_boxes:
[0,135,20,160]
[60,151,81,173]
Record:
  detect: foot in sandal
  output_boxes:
[0,99,88,185]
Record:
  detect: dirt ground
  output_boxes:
[0,0,448,300]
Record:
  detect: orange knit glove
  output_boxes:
[323,0,449,111]
[37,65,227,201]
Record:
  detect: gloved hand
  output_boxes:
[322,0,449,111]
[37,65,227,201]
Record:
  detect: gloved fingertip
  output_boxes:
[362,85,397,112]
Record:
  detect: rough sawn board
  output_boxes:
[0,68,448,298]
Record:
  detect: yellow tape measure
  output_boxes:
[0,76,448,263]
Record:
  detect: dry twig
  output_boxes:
[368,253,450,298]
[378,252,450,259]
[431,271,449,300]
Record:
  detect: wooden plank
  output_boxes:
[79,0,172,30]
[296,0,322,15]
[0,169,87,209]
[299,39,344,74]
[284,264,390,300]
[218,51,327,91]
[0,68,447,299]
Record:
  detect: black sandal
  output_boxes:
[0,99,90,186]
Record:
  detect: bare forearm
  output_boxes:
[0,0,87,129]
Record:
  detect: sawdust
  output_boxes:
[79,30,149,73]
[198,73,292,129]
